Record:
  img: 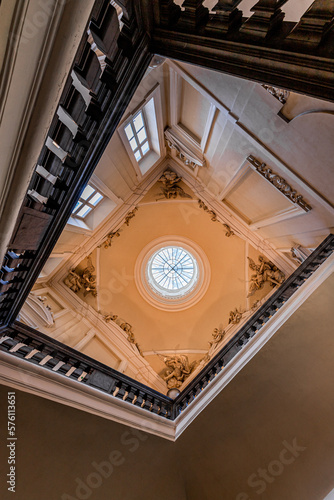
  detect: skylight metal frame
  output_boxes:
[71,184,104,220]
[124,108,151,163]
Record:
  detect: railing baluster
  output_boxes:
[206,1,243,36]
[240,0,288,38]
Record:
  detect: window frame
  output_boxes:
[124,109,151,163]
[118,84,166,178]
[71,184,104,220]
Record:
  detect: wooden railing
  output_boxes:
[0,0,152,326]
[152,0,334,101]
[172,233,334,417]
[0,321,174,418]
[1,234,333,421]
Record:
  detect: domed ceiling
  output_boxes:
[23,58,334,394]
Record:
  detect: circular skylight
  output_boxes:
[146,246,199,299]
[134,237,211,312]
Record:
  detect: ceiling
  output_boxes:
[21,57,334,393]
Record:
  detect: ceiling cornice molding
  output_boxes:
[167,158,295,275]
[46,279,167,393]
[166,59,334,216]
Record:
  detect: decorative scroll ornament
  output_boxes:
[158,169,192,200]
[161,354,198,390]
[64,255,97,297]
[262,84,289,104]
[198,200,235,236]
[99,231,120,249]
[124,206,138,226]
[247,155,312,212]
[198,199,217,221]
[165,128,206,170]
[247,256,285,297]
[228,307,243,325]
[208,327,226,348]
[104,314,143,356]
[99,207,137,249]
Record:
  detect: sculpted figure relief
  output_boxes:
[64,255,97,297]
[247,256,285,297]
[161,355,198,390]
[158,170,192,200]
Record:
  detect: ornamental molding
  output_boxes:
[124,206,138,226]
[247,256,285,297]
[98,207,138,249]
[198,199,235,237]
[64,254,97,297]
[247,155,312,212]
[165,127,206,170]
[160,354,199,390]
[104,314,143,357]
[157,169,192,200]
[261,85,290,104]
[19,293,55,329]
[134,235,211,312]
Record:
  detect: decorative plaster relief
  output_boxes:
[99,231,120,249]
[64,254,97,297]
[208,327,226,348]
[157,169,192,200]
[247,155,312,212]
[124,206,138,226]
[262,84,290,104]
[248,256,285,297]
[104,314,143,357]
[198,199,235,237]
[165,128,206,170]
[160,354,198,390]
[228,307,243,325]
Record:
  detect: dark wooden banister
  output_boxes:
[1,234,333,421]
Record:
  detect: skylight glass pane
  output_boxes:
[81,185,95,201]
[90,192,103,206]
[72,201,82,213]
[77,205,92,218]
[125,124,134,140]
[137,127,147,144]
[134,150,142,162]
[141,141,149,155]
[130,137,137,151]
[133,112,144,132]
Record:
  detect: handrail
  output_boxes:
[1,234,333,421]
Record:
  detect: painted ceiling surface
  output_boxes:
[23,58,334,393]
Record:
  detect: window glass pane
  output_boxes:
[133,112,144,132]
[72,201,82,214]
[125,124,134,140]
[134,150,142,162]
[141,141,150,155]
[77,205,92,218]
[129,137,137,151]
[137,127,147,144]
[90,192,103,206]
[81,185,95,201]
